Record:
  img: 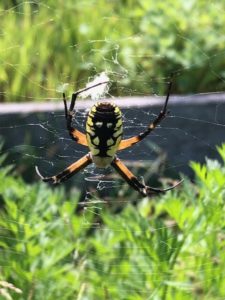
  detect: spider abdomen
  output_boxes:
[86,102,123,167]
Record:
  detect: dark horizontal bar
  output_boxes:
[1,92,225,114]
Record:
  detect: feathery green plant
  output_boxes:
[0,144,225,299]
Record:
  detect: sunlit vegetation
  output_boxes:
[0,144,225,299]
[0,0,225,101]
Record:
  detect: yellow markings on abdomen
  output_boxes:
[113,126,123,138]
[114,106,120,113]
[107,138,121,156]
[93,136,100,145]
[96,122,103,128]
[86,134,100,155]
[106,148,116,157]
[86,102,123,160]
[87,116,93,126]
[92,156,113,168]
[107,138,114,146]
[115,119,122,128]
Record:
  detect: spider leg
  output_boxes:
[118,79,173,150]
[111,156,182,197]
[69,80,109,112]
[63,92,88,146]
[63,81,109,146]
[35,153,92,184]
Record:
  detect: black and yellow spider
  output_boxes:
[36,80,182,197]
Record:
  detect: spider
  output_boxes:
[36,80,182,197]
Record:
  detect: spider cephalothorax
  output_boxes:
[36,80,182,197]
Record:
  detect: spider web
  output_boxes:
[0,1,225,298]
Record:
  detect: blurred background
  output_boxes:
[1,0,225,101]
[1,0,225,188]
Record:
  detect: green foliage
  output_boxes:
[0,157,94,299]
[0,145,225,299]
[1,0,225,102]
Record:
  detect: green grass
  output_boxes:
[0,144,225,299]
[1,0,225,102]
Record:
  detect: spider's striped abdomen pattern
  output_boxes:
[86,102,123,168]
